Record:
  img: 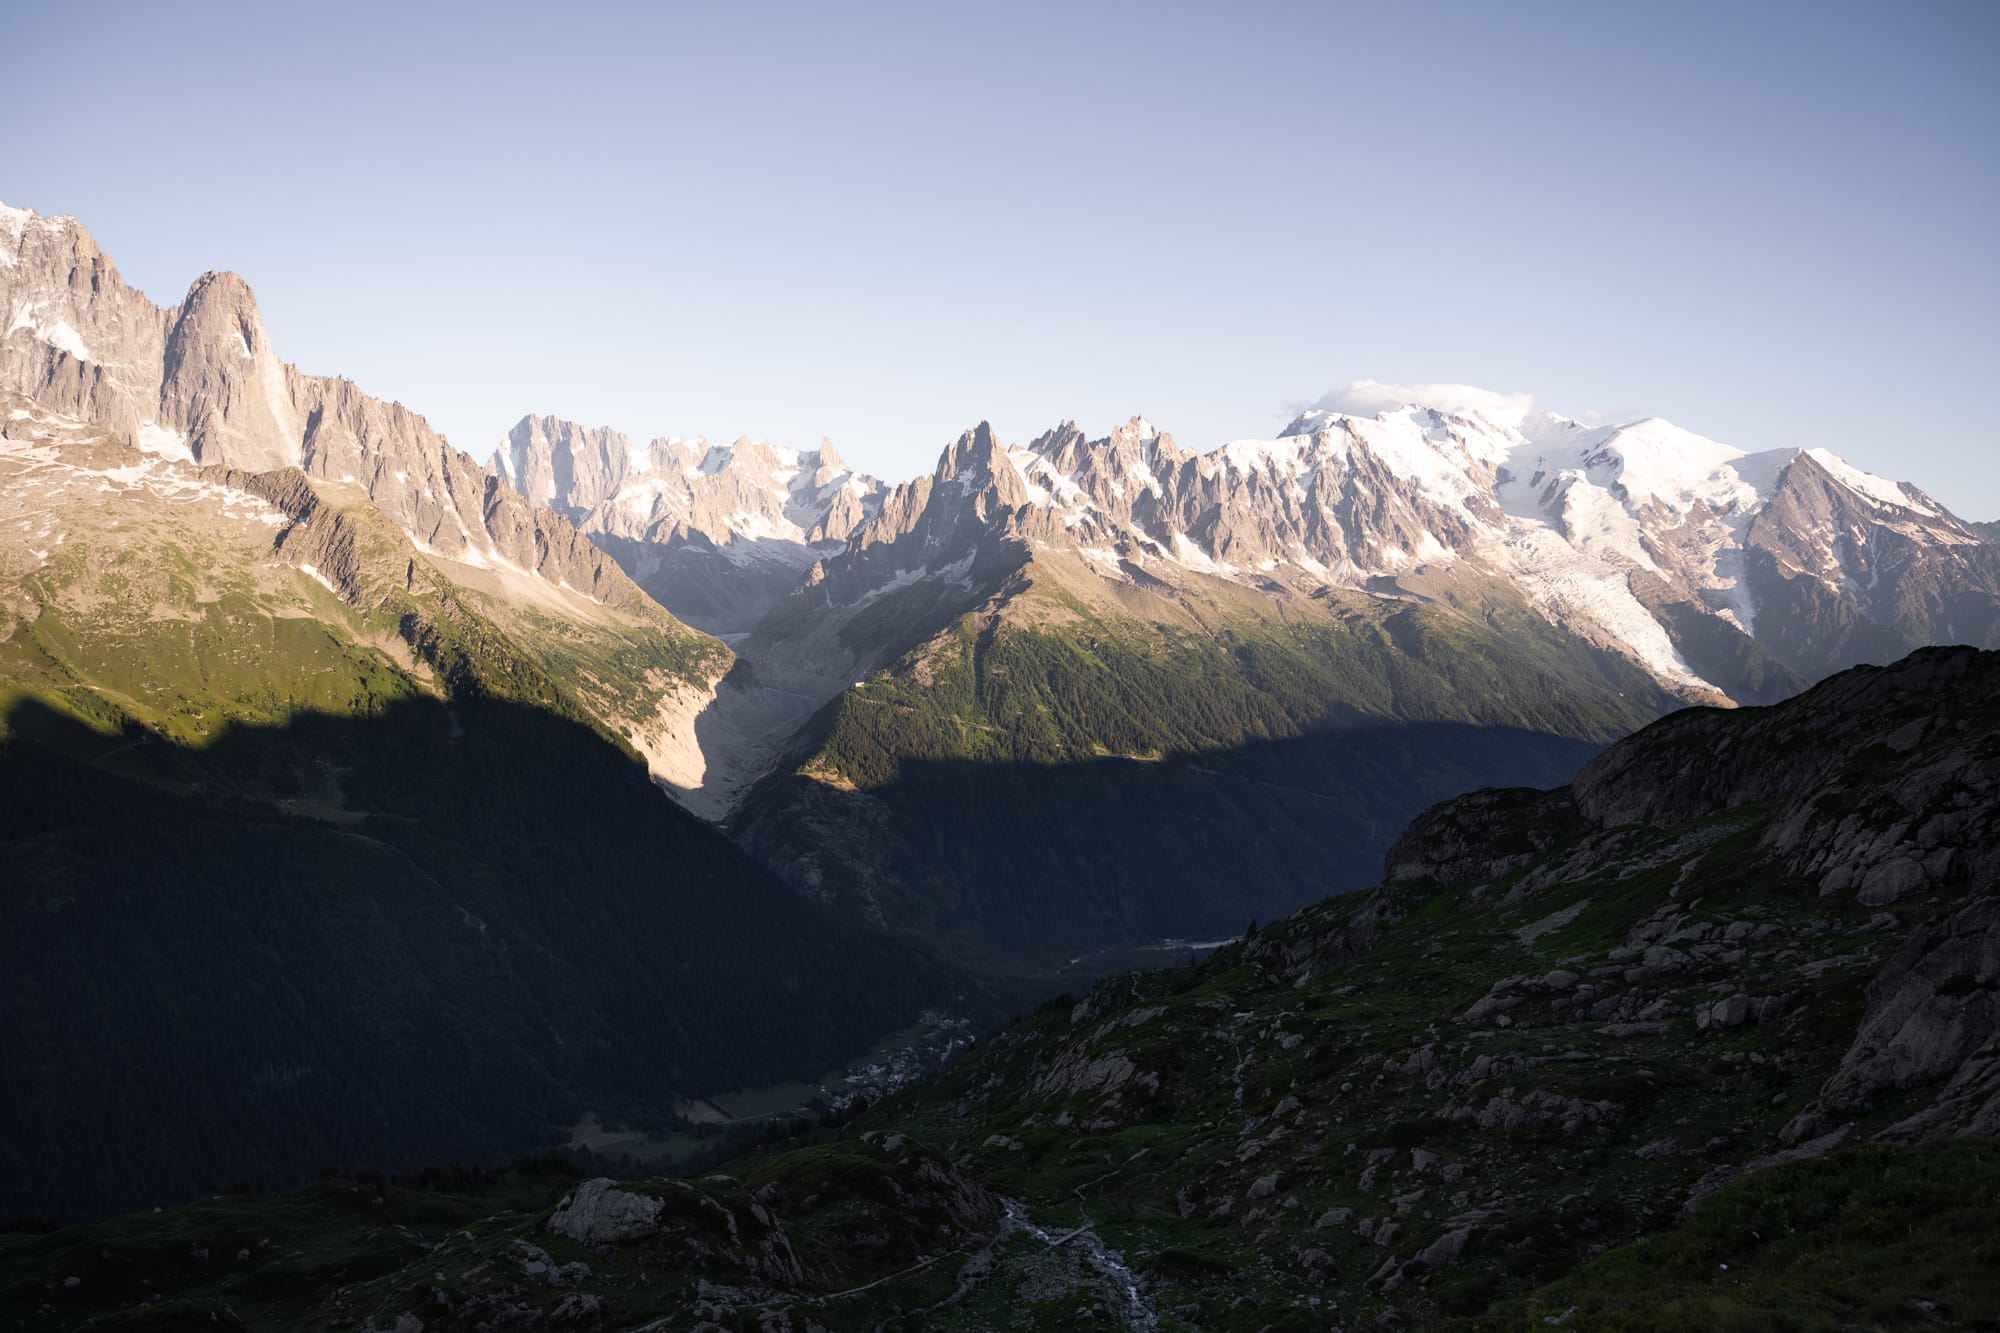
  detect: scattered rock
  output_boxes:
[1413,1227,1470,1270]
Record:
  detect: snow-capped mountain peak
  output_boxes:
[769,393,1996,712]
[489,413,889,637]
[1800,446,1939,516]
[476,378,1993,716]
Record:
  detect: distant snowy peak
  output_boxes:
[0,202,92,269]
[803,394,1994,708]
[493,413,886,551]
[488,411,893,638]
[614,432,882,548]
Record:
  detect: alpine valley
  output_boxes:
[4,199,2000,1328]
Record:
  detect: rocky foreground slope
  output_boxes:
[8,645,1995,1329]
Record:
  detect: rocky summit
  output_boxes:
[492,415,886,638]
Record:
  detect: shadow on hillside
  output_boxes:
[0,692,956,1223]
[589,530,816,638]
[736,721,1606,986]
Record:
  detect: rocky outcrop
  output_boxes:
[196,464,365,602]
[1366,643,2000,1194]
[493,415,634,520]
[1786,895,2000,1142]
[523,1150,997,1316]
[1383,786,1585,888]
[159,271,300,471]
[1396,648,1999,908]
[546,1178,667,1244]
[0,205,172,442]
[0,203,656,620]
[1745,452,2000,682]
[1571,648,1997,830]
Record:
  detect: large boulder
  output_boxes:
[546,1178,666,1244]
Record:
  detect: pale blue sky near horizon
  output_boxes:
[7,1,1998,516]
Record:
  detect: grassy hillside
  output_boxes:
[735,556,1671,980]
[1462,1141,2000,1330]
[807,561,1662,783]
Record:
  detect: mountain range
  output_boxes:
[5,194,2000,1225]
[10,195,1996,829]
[486,376,1999,969]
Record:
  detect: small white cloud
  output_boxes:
[1307,380,1535,427]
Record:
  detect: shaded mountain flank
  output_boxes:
[6,645,1994,1330]
[0,691,964,1223]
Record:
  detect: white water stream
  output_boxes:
[996,1196,1159,1331]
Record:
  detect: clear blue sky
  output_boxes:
[9,1,1998,516]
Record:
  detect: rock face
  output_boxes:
[1743,451,2000,681]
[0,202,653,616]
[1399,646,2000,906]
[1385,787,1588,888]
[741,420,1040,679]
[1791,895,2000,1141]
[493,415,634,519]
[159,271,300,471]
[0,203,172,443]
[1569,647,2000,906]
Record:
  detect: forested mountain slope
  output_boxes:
[732,544,1653,974]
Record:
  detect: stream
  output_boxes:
[997,1196,1159,1331]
